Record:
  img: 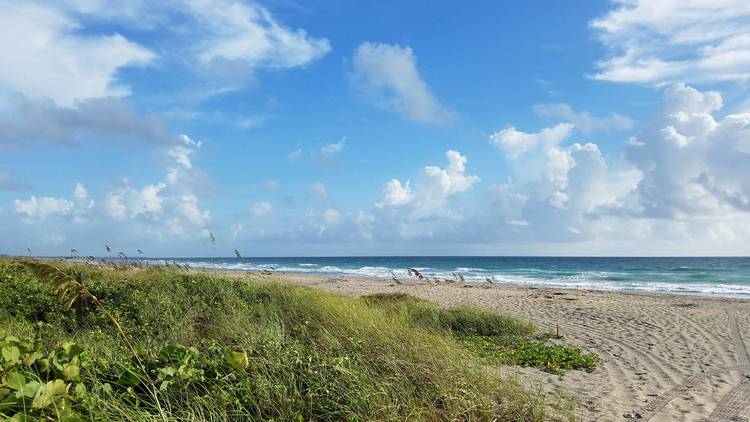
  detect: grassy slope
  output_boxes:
[0,259,580,421]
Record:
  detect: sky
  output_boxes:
[1,0,750,257]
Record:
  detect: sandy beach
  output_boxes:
[239,272,750,421]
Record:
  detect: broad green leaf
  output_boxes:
[3,371,25,390]
[51,351,65,371]
[2,346,20,366]
[22,351,43,367]
[61,342,84,358]
[32,391,51,409]
[74,383,86,397]
[227,350,249,371]
[63,364,80,381]
[18,380,40,399]
[46,379,68,397]
[158,366,176,381]
[36,358,50,372]
[11,413,30,422]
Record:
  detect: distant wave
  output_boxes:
[133,258,750,299]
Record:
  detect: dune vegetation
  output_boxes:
[0,259,595,421]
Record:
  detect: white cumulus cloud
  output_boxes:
[590,0,750,85]
[0,2,154,106]
[625,83,750,218]
[14,196,74,220]
[186,0,330,73]
[489,123,574,159]
[377,150,478,217]
[376,180,414,208]
[352,42,454,125]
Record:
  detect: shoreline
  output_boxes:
[217,268,750,302]
[217,269,750,420]
[32,256,750,300]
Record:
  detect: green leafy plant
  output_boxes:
[22,261,168,420]
[458,334,598,375]
[0,334,88,420]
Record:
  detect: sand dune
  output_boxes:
[257,273,750,421]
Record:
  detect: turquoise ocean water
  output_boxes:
[140,256,750,299]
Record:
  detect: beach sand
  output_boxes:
[234,271,750,421]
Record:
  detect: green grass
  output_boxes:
[361,293,598,375]
[0,259,585,421]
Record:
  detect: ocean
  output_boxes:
[140,256,750,299]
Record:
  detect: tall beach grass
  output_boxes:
[0,259,578,421]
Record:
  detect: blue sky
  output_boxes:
[1,0,750,257]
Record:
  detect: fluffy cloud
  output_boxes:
[376,150,478,222]
[354,83,750,250]
[13,181,97,225]
[14,196,73,220]
[416,151,479,207]
[165,135,202,170]
[476,83,750,247]
[489,123,573,158]
[12,132,211,250]
[459,138,641,244]
[104,182,167,220]
[533,103,634,133]
[0,0,329,111]
[212,84,750,254]
[0,2,154,106]
[352,42,454,125]
[185,0,330,74]
[73,183,94,210]
[376,180,413,207]
[250,201,273,217]
[590,0,750,84]
[238,150,479,246]
[625,83,750,218]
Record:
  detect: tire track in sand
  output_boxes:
[637,367,730,421]
[706,310,750,421]
[707,380,750,421]
[664,307,737,370]
[726,309,750,371]
[637,308,750,420]
[563,319,682,386]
